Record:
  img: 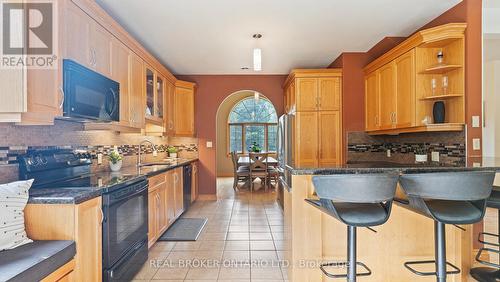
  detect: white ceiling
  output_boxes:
[96,0,461,75]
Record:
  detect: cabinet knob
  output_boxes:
[58,86,65,109]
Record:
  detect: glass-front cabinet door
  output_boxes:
[145,67,155,118]
[157,76,164,119]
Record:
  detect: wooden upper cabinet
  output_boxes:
[165,80,176,135]
[64,2,91,67]
[174,81,196,136]
[295,112,319,168]
[365,71,379,131]
[129,52,145,129]
[296,78,318,111]
[318,77,341,111]
[111,39,130,127]
[378,62,397,129]
[89,22,112,77]
[318,111,341,167]
[395,50,416,128]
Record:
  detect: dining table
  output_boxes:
[237,156,279,167]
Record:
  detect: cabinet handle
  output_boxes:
[92,49,97,66]
[89,49,94,66]
[169,120,174,130]
[375,115,379,126]
[58,86,65,109]
[318,97,321,108]
[100,208,104,224]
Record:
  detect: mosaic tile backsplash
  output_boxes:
[347,131,466,165]
[0,120,198,183]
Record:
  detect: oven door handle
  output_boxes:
[106,182,148,206]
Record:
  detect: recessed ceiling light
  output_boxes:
[252,34,262,39]
[241,67,249,70]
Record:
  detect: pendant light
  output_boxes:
[253,34,262,71]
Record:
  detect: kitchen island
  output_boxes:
[283,159,500,282]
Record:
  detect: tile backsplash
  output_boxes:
[0,120,198,183]
[347,131,466,165]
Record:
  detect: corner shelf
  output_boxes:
[419,64,462,74]
[419,94,463,101]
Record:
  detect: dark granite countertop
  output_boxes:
[288,157,500,175]
[28,158,198,204]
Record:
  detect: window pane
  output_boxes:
[245,125,265,152]
[228,97,278,123]
[229,125,243,153]
[267,125,277,152]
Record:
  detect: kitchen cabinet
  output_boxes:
[174,80,196,136]
[165,80,176,135]
[365,71,379,131]
[173,167,184,217]
[191,162,199,203]
[295,77,341,112]
[147,168,184,247]
[318,111,341,167]
[284,69,343,168]
[129,52,145,129]
[364,23,466,135]
[147,173,168,247]
[111,39,130,127]
[378,62,397,129]
[295,112,319,168]
[24,197,103,282]
[1,0,178,127]
[394,49,416,128]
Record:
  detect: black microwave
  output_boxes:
[62,59,119,122]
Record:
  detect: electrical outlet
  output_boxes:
[97,153,103,165]
[386,149,391,158]
[473,138,481,151]
[431,151,440,162]
[472,116,480,128]
[207,141,213,148]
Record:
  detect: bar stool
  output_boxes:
[399,171,495,282]
[470,186,500,282]
[306,173,399,282]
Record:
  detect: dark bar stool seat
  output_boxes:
[306,173,399,281]
[399,171,496,282]
[470,186,500,282]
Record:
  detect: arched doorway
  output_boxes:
[215,90,278,195]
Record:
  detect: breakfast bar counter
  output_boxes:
[284,159,500,282]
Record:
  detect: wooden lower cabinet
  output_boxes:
[24,197,103,282]
[147,168,185,247]
[191,162,199,203]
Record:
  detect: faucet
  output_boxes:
[137,139,157,167]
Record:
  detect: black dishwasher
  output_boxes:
[183,164,192,210]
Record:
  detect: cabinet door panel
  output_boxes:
[296,78,318,111]
[89,22,112,77]
[111,40,130,126]
[147,190,157,247]
[174,169,184,217]
[395,50,416,128]
[365,72,379,131]
[295,112,318,168]
[129,52,145,129]
[174,87,195,136]
[158,185,168,234]
[166,171,176,225]
[378,63,397,129]
[165,81,176,135]
[64,3,91,67]
[319,77,341,111]
[319,111,341,167]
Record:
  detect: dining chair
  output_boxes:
[230,151,249,191]
[267,162,279,189]
[249,152,269,192]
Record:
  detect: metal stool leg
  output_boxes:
[435,221,447,282]
[348,226,356,282]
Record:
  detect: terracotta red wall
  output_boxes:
[175,75,286,195]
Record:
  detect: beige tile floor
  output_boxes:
[133,177,288,282]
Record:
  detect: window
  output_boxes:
[228,97,278,153]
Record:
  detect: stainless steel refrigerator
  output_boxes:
[276,113,295,208]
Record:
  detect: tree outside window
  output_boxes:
[228,97,278,154]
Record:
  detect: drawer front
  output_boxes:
[148,173,166,188]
